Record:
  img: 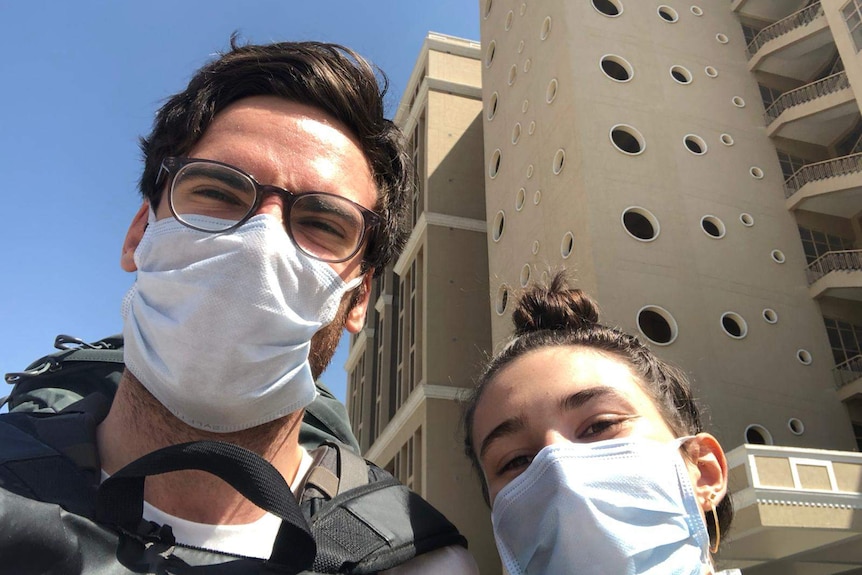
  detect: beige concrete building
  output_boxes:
[344,33,501,573]
[348,2,862,573]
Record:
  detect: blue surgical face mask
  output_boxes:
[491,437,710,575]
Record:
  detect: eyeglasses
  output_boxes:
[157,157,380,263]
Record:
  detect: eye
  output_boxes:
[293,214,348,240]
[579,416,629,440]
[497,453,534,477]
[189,186,247,207]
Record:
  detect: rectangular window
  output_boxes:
[843,0,862,51]
[776,151,807,181]
[798,226,853,265]
[824,317,862,366]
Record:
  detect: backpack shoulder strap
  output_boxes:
[301,443,467,575]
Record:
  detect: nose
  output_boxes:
[542,429,571,449]
[256,193,286,222]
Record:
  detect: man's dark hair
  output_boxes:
[139,36,411,275]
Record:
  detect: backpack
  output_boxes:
[0,335,467,574]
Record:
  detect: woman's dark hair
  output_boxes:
[138,36,411,276]
[463,271,732,548]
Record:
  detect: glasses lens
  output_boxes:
[290,194,366,262]
[170,162,256,231]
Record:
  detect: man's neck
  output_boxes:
[96,370,305,525]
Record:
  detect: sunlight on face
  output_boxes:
[472,345,678,504]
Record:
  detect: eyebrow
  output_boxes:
[478,386,632,459]
[479,415,526,459]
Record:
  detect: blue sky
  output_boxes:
[0,1,479,403]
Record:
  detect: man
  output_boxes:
[2,39,477,573]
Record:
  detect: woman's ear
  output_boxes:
[685,433,729,508]
[121,203,150,272]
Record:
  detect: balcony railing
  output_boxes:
[764,71,850,124]
[784,152,862,198]
[834,354,862,389]
[806,249,862,284]
[746,2,824,59]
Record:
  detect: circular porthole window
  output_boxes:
[797,349,813,365]
[546,78,559,103]
[600,55,634,82]
[534,190,542,205]
[496,284,510,315]
[508,65,518,86]
[684,134,708,155]
[512,123,522,145]
[515,188,526,211]
[520,2,526,16]
[716,33,729,44]
[721,312,748,339]
[522,99,529,113]
[518,40,525,54]
[524,58,532,73]
[622,206,660,241]
[553,149,566,175]
[561,232,574,258]
[771,250,786,264]
[637,305,679,345]
[610,124,646,155]
[670,66,693,84]
[532,240,540,255]
[526,164,534,179]
[528,121,536,135]
[720,133,734,146]
[541,16,552,40]
[592,0,623,17]
[691,6,703,16]
[788,418,804,435]
[488,92,499,121]
[485,41,497,67]
[492,211,506,242]
[658,5,679,22]
[740,213,754,226]
[745,424,773,445]
[520,264,532,287]
[762,308,778,324]
[732,96,746,108]
[750,166,764,179]
[484,0,493,18]
[505,10,514,30]
[701,215,726,238]
[489,149,502,178]
[541,270,549,283]
[705,66,718,78]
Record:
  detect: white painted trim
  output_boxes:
[343,329,370,372]
[393,214,428,277]
[425,212,487,233]
[365,384,472,462]
[374,294,393,314]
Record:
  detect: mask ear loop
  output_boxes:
[707,492,720,554]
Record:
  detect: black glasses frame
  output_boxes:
[157,156,381,263]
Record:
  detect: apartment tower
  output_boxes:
[344,34,500,572]
[478,0,862,573]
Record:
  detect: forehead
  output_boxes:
[472,346,658,440]
[187,95,377,210]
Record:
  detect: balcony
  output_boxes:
[733,0,811,23]
[747,3,834,82]
[721,444,862,574]
[835,355,862,402]
[765,72,858,146]
[806,249,862,301]
[784,153,862,216]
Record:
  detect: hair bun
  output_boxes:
[511,272,599,335]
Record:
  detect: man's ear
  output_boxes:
[344,272,373,334]
[686,433,729,509]
[121,203,150,272]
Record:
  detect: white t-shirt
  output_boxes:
[113,447,478,574]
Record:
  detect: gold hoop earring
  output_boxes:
[708,493,720,554]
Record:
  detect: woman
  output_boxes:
[463,273,739,575]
